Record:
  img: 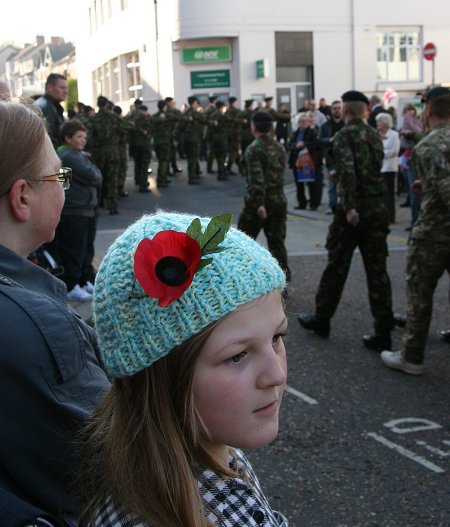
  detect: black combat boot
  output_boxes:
[298,314,330,338]
[362,332,392,352]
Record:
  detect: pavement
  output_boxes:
[69,161,450,526]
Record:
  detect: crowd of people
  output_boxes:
[0,72,449,527]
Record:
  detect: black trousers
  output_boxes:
[57,214,97,291]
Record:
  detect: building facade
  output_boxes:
[77,0,450,113]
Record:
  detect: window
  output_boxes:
[376,28,421,82]
[125,52,142,100]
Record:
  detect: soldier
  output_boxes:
[175,96,207,185]
[241,99,254,156]
[262,96,291,131]
[208,100,229,181]
[225,96,245,175]
[90,95,121,214]
[165,97,183,175]
[113,105,130,197]
[76,104,95,153]
[205,95,218,174]
[238,111,291,281]
[133,104,153,193]
[152,100,172,188]
[381,87,450,375]
[298,90,394,350]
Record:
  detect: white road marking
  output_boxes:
[285,385,319,405]
[367,432,445,474]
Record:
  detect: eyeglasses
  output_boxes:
[29,167,72,190]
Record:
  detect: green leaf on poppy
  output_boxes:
[199,213,232,254]
[186,217,202,243]
[196,257,213,272]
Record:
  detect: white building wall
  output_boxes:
[77,0,450,110]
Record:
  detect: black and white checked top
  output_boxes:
[91,449,288,527]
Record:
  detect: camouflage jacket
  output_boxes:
[243,134,286,207]
[177,107,207,143]
[208,110,228,143]
[133,114,153,148]
[90,108,121,149]
[333,117,385,212]
[152,111,172,145]
[225,106,245,141]
[411,122,450,241]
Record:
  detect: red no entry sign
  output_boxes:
[423,42,437,61]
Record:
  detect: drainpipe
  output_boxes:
[350,0,356,89]
[154,0,160,97]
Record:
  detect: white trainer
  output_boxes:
[67,284,93,302]
[380,350,424,375]
[82,281,95,294]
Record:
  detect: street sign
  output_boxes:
[423,42,437,61]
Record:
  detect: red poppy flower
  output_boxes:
[134,230,202,307]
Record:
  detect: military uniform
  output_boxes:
[152,110,172,187]
[204,101,218,173]
[133,112,153,191]
[176,105,207,183]
[90,108,121,213]
[238,133,291,280]
[400,122,450,364]
[225,104,244,173]
[240,106,254,157]
[116,115,131,194]
[166,105,183,173]
[208,108,229,180]
[314,116,394,335]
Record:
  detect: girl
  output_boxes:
[80,211,289,527]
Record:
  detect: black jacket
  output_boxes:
[0,245,110,526]
[36,94,65,148]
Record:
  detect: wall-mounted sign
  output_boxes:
[191,70,231,89]
[256,59,269,79]
[182,46,232,64]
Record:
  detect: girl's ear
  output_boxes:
[8,179,32,223]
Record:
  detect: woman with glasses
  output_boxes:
[0,99,110,527]
[57,119,103,302]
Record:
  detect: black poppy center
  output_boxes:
[155,256,188,286]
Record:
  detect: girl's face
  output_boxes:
[192,290,287,464]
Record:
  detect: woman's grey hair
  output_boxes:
[375,112,393,129]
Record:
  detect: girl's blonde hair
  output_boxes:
[79,321,237,527]
[0,100,47,198]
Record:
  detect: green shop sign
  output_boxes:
[183,46,232,64]
[190,70,231,89]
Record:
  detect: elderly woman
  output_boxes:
[376,112,400,224]
[288,112,322,210]
[0,100,109,526]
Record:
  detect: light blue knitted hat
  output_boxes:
[93,211,286,378]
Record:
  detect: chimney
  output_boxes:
[36,35,45,46]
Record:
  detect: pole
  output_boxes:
[432,58,435,86]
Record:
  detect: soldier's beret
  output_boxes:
[157,100,167,110]
[188,96,198,105]
[208,96,217,103]
[426,86,450,102]
[245,99,254,105]
[134,98,143,106]
[251,111,274,123]
[229,96,237,104]
[341,90,370,105]
[215,100,225,109]
[139,105,148,112]
[164,97,173,103]
[264,96,273,102]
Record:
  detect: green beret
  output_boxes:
[342,90,370,105]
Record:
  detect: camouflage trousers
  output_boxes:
[185,140,200,182]
[92,148,119,212]
[154,141,171,186]
[134,145,152,190]
[117,145,127,190]
[402,236,450,364]
[238,194,291,282]
[227,137,242,173]
[315,208,394,333]
[211,137,228,179]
